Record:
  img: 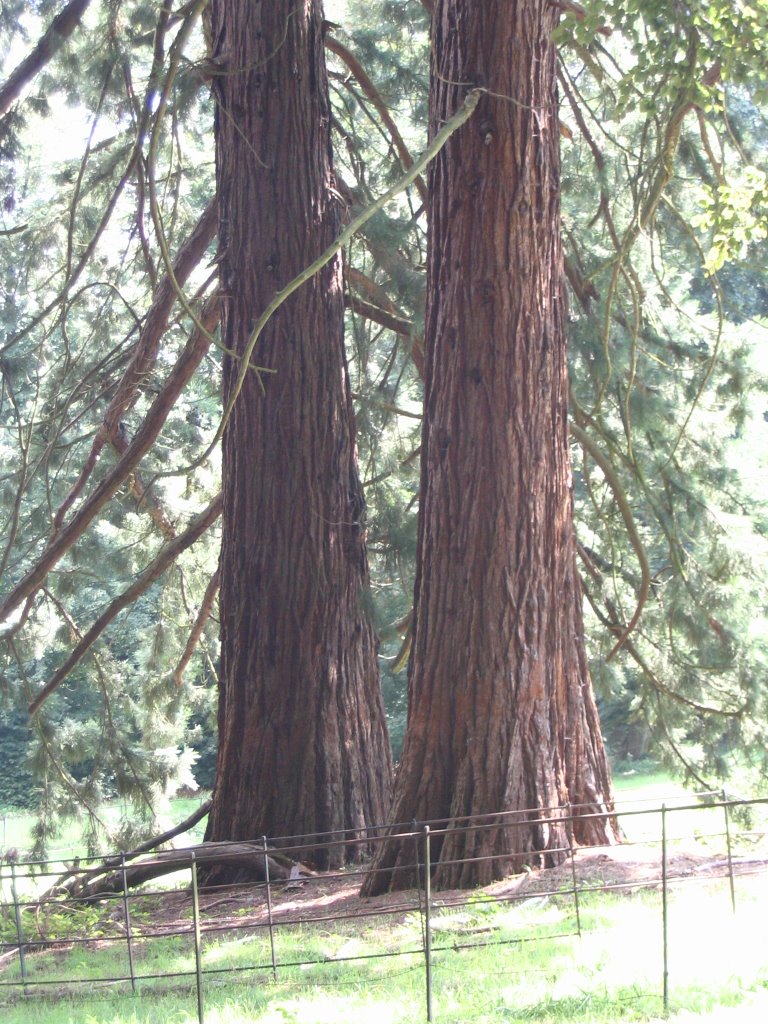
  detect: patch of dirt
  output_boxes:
[136,841,768,937]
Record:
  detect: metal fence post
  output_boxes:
[10,860,27,985]
[721,791,736,913]
[120,852,136,993]
[661,804,669,1013]
[262,836,278,981]
[423,825,433,1023]
[566,804,582,938]
[190,852,205,1024]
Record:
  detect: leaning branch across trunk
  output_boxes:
[0,0,92,116]
[202,87,482,467]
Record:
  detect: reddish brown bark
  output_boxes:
[363,0,617,894]
[204,0,392,869]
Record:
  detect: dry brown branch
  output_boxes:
[50,841,309,901]
[110,423,177,538]
[0,0,93,116]
[173,567,220,686]
[345,293,412,337]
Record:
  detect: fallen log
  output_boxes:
[47,841,312,902]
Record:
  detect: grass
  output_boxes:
[1,868,767,1023]
[2,774,767,1023]
[0,796,210,860]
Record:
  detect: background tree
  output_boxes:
[0,0,767,853]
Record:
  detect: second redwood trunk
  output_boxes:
[364,0,617,894]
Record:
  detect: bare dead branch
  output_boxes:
[345,293,413,336]
[49,841,308,901]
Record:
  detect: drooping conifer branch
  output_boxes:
[570,421,651,660]
[0,0,93,117]
[325,34,428,206]
[0,2,177,358]
[51,200,217,533]
[28,494,222,715]
[0,297,219,626]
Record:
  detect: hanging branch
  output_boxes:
[146,0,219,351]
[578,546,743,718]
[173,567,220,687]
[39,589,161,815]
[28,493,222,715]
[325,34,428,207]
[0,296,219,626]
[0,0,93,116]
[1,3,177,358]
[51,199,217,533]
[570,420,651,660]
[9,639,115,837]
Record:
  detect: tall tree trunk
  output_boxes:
[363,0,618,894]
[205,0,392,872]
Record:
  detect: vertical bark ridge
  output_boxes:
[363,0,617,895]
[205,0,392,873]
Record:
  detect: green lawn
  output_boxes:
[2,775,767,1023]
[1,873,767,1024]
[0,795,210,860]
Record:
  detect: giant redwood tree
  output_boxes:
[364,0,619,893]
[203,0,392,866]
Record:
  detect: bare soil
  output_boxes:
[134,840,768,937]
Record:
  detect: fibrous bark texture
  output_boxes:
[363,0,617,894]
[205,0,392,870]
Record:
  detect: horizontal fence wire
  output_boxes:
[1,795,767,1023]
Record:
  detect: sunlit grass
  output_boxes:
[2,873,767,1024]
[2,775,767,1023]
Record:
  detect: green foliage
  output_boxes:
[1,0,768,839]
[0,706,36,810]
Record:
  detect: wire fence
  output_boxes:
[1,792,767,1022]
